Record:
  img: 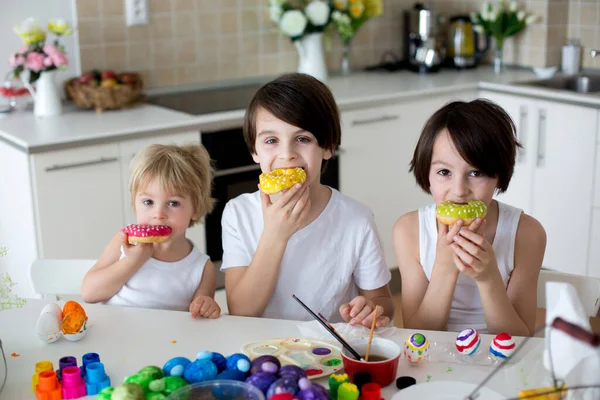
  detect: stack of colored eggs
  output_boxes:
[95,352,330,400]
[246,355,329,400]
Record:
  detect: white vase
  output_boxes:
[294,33,328,82]
[25,70,63,118]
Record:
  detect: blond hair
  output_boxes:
[129,143,215,227]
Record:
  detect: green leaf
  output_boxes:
[29,71,41,84]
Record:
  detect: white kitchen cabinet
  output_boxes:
[30,143,124,259]
[481,90,597,276]
[589,209,600,279]
[119,131,206,253]
[339,94,473,268]
[479,92,537,214]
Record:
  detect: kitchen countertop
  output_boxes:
[1,66,599,154]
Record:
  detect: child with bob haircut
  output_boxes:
[393,99,546,336]
[82,143,221,318]
[221,73,394,326]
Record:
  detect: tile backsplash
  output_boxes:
[76,0,600,89]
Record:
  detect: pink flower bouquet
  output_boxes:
[8,18,72,84]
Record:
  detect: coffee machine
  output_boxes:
[404,3,446,73]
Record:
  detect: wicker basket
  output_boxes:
[65,73,144,112]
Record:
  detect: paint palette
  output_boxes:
[242,337,343,380]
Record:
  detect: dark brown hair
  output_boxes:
[243,73,341,165]
[410,99,520,193]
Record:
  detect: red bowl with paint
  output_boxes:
[341,338,401,387]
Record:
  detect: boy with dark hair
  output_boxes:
[222,73,394,326]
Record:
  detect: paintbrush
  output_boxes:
[364,305,378,361]
[292,294,362,360]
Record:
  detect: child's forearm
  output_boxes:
[404,264,459,331]
[371,296,395,319]
[226,231,288,317]
[477,274,532,336]
[81,258,143,303]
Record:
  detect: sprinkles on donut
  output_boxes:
[121,224,172,243]
[435,200,487,226]
[259,167,307,195]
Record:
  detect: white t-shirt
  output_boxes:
[221,188,391,322]
[105,242,209,312]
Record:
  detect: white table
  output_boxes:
[0,299,550,399]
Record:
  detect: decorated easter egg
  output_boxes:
[490,332,516,359]
[148,375,188,395]
[36,311,61,343]
[296,377,329,400]
[196,350,227,372]
[183,359,218,383]
[216,369,247,381]
[246,372,278,395]
[250,355,281,375]
[404,333,429,364]
[111,382,145,400]
[163,357,191,377]
[278,364,307,380]
[455,328,481,355]
[267,376,300,399]
[226,353,251,374]
[61,311,87,342]
[62,300,87,320]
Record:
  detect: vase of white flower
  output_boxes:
[471,0,537,74]
[295,33,328,81]
[269,0,332,81]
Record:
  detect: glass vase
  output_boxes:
[341,41,351,75]
[493,38,504,74]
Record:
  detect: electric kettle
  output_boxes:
[447,15,489,68]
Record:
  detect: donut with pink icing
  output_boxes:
[121,224,172,243]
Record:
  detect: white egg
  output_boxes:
[36,312,61,343]
[40,303,63,321]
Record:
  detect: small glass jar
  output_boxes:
[1,72,31,111]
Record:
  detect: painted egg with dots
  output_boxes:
[404,333,429,364]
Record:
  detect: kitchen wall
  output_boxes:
[3,0,597,90]
[0,0,79,88]
[568,0,600,69]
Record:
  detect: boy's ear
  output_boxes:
[323,148,333,160]
[251,152,260,164]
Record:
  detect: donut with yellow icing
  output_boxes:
[259,167,307,195]
[121,224,172,243]
[435,200,487,226]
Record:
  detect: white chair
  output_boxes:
[537,269,600,317]
[29,259,96,301]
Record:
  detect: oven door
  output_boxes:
[206,164,262,264]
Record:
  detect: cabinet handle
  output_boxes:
[45,156,119,172]
[351,115,399,126]
[536,109,547,167]
[517,105,528,163]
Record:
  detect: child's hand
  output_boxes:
[434,219,464,273]
[121,232,153,264]
[339,296,390,327]
[189,296,221,319]
[451,219,500,283]
[260,183,311,241]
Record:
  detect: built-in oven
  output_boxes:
[202,127,339,289]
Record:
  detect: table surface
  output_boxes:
[0,299,552,399]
